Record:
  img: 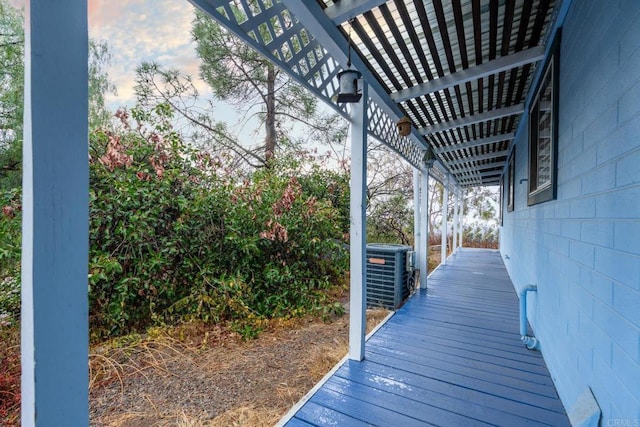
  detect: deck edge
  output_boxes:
[276,247,483,426]
[276,310,396,426]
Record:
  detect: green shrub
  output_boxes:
[0,106,350,340]
[87,106,348,339]
[0,187,21,323]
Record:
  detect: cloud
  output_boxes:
[89,0,210,109]
[9,0,215,110]
[11,0,252,142]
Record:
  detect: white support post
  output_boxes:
[413,168,420,250]
[440,175,449,265]
[453,185,459,254]
[458,187,464,250]
[21,1,89,425]
[348,82,368,361]
[419,168,429,289]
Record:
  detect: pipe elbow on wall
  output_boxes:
[521,335,540,351]
[519,285,540,351]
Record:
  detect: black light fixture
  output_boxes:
[337,25,362,103]
[397,117,412,136]
[423,146,436,169]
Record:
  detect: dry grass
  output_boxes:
[0,324,20,426]
[208,405,283,427]
[89,309,390,426]
[89,331,200,394]
[2,295,390,426]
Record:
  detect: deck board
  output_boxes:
[283,248,570,426]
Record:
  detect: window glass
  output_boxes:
[507,148,515,212]
[528,32,559,207]
[535,66,553,190]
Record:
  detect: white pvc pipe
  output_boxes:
[519,285,540,350]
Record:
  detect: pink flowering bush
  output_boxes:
[87,105,349,338]
[0,104,349,339]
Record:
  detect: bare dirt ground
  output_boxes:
[89,309,390,427]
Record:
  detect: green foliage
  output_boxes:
[134,61,266,169]
[271,152,350,235]
[367,194,413,245]
[193,10,275,106]
[0,7,117,189]
[0,4,353,338]
[0,188,21,322]
[0,101,348,341]
[365,143,414,245]
[86,106,348,339]
[0,1,24,189]
[89,40,118,130]
[191,10,345,165]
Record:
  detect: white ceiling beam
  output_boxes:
[458,178,482,186]
[455,169,503,180]
[453,166,482,177]
[457,169,502,181]
[460,180,499,187]
[418,104,524,136]
[449,158,506,171]
[391,47,544,103]
[455,174,481,184]
[434,133,514,154]
[446,150,510,167]
[477,170,503,178]
[325,0,388,24]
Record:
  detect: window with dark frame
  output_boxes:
[528,33,560,206]
[507,148,515,212]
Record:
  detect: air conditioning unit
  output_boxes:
[366,243,415,309]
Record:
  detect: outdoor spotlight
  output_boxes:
[397,117,412,136]
[423,146,436,169]
[337,69,362,103]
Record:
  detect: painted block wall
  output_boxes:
[500,0,640,422]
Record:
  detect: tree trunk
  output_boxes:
[265,63,276,163]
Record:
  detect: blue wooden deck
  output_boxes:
[282,248,570,426]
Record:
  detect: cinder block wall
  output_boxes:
[500,0,640,421]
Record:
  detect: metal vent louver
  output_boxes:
[366,244,413,309]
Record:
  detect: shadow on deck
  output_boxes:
[281,248,569,426]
